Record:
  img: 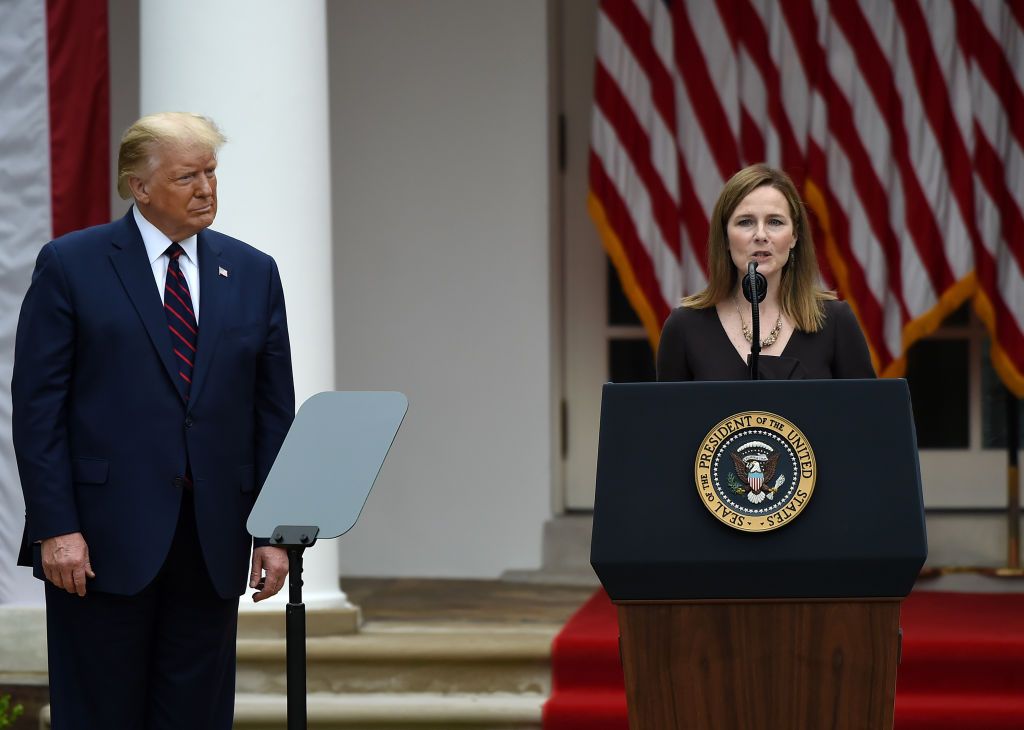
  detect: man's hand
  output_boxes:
[41,532,95,596]
[250,546,289,602]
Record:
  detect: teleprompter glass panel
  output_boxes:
[609,338,656,383]
[247,391,408,539]
[905,338,969,449]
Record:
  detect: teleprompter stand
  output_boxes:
[248,391,408,730]
[271,525,320,730]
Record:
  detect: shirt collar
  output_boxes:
[133,205,199,267]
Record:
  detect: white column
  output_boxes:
[140,0,345,609]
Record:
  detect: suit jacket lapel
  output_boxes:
[109,212,186,402]
[189,230,228,406]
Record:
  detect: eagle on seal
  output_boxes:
[731,450,781,504]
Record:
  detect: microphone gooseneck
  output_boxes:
[742,262,767,304]
[743,262,766,381]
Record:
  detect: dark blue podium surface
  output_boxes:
[591,379,928,602]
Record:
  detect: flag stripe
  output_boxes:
[784,0,912,323]
[603,1,677,143]
[594,63,681,258]
[1011,0,1024,35]
[590,0,1024,393]
[974,132,1024,277]
[833,2,955,300]
[723,0,805,174]
[669,3,741,180]
[595,12,680,209]
[589,150,671,325]
[45,0,108,238]
[955,0,1024,151]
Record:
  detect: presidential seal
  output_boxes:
[694,411,816,533]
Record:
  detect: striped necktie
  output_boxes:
[164,243,198,397]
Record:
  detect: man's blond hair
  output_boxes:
[117,112,226,199]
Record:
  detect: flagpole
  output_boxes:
[1003,389,1020,572]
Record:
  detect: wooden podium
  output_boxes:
[591,380,927,730]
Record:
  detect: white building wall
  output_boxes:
[327,0,553,577]
[3,0,554,593]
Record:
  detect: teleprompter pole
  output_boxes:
[286,547,306,730]
[272,525,321,730]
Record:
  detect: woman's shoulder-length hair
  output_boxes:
[682,163,835,332]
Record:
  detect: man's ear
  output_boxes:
[128,175,149,204]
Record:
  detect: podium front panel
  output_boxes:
[590,379,927,601]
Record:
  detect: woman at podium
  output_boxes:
[657,164,876,381]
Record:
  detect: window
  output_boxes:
[606,260,656,383]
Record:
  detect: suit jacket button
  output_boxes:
[173,477,186,488]
[185,416,194,428]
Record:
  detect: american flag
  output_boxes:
[589,0,1024,394]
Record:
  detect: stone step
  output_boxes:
[238,605,360,638]
[234,693,543,730]
[501,516,600,586]
[236,622,557,696]
[40,693,544,730]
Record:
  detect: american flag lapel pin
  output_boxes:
[218,266,229,278]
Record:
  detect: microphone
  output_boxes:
[742,262,766,380]
[742,262,767,304]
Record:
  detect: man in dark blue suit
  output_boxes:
[12,112,295,729]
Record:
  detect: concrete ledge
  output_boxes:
[236,622,556,695]
[235,692,543,724]
[40,693,544,729]
[500,569,599,587]
[0,603,361,682]
[238,623,556,662]
[238,605,361,638]
[500,515,600,586]
[0,607,46,684]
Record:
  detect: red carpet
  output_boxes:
[542,590,1024,729]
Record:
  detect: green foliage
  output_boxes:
[727,472,746,494]
[0,694,24,728]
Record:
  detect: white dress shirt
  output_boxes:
[133,205,201,322]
